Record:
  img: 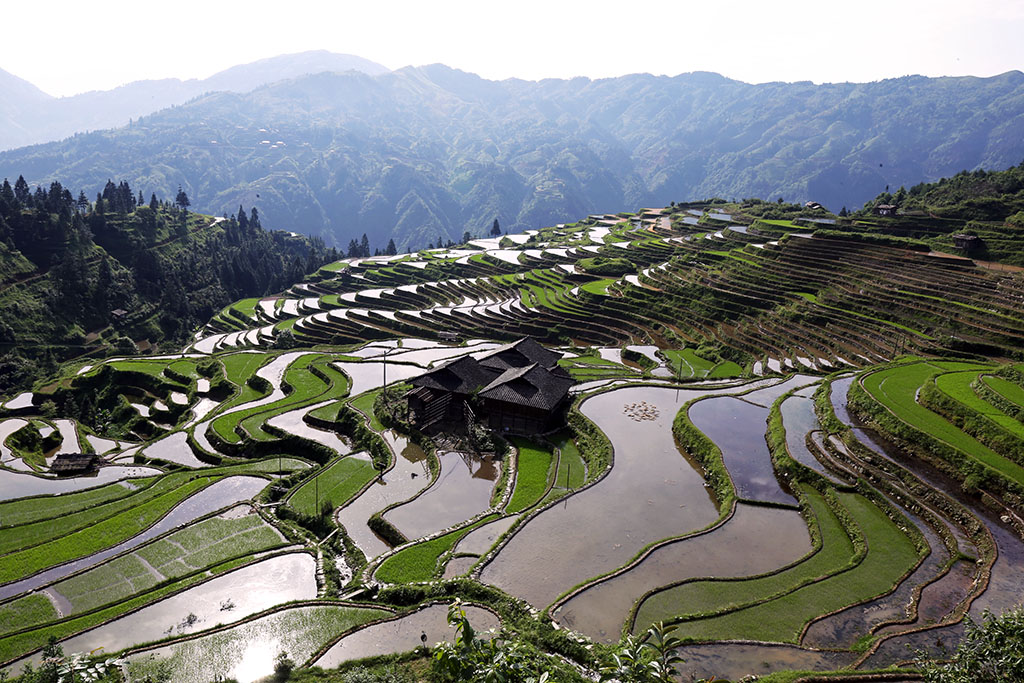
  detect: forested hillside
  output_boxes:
[851,162,1024,264]
[0,176,337,393]
[866,162,1024,221]
[3,66,1024,251]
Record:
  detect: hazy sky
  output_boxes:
[4,0,1023,97]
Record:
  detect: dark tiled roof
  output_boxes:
[51,453,97,474]
[479,363,574,411]
[477,337,561,372]
[410,355,495,394]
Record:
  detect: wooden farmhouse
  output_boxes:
[50,453,99,475]
[406,338,574,436]
[953,234,982,251]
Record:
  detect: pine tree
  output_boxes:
[13,175,30,204]
[360,233,370,257]
[0,179,14,206]
[385,238,397,255]
[491,218,501,236]
[175,186,190,211]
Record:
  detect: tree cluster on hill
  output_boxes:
[863,160,1024,221]
[852,161,1024,264]
[0,176,337,396]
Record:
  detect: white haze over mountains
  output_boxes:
[0,52,388,151]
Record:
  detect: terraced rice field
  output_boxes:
[2,207,1023,682]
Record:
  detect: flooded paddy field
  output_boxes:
[127,601,386,683]
[0,464,161,501]
[0,475,269,600]
[384,450,497,540]
[4,210,1024,682]
[313,604,499,668]
[336,433,431,559]
[480,383,750,608]
[553,502,811,642]
[689,396,795,504]
[9,552,316,671]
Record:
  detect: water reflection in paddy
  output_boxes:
[689,397,795,505]
[382,342,499,368]
[336,433,431,559]
[673,641,857,682]
[876,560,976,637]
[452,516,517,556]
[266,400,350,455]
[143,432,209,468]
[55,552,316,657]
[742,374,816,407]
[861,622,964,669]
[0,465,160,502]
[314,604,499,668]
[443,556,479,579]
[332,360,424,398]
[779,394,847,484]
[0,476,268,599]
[481,384,743,608]
[385,451,497,540]
[123,604,383,683]
[555,503,811,642]
[0,418,28,459]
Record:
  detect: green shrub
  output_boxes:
[576,257,635,276]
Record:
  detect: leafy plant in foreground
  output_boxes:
[917,608,1024,682]
[600,622,688,683]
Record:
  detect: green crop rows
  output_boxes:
[984,374,1024,410]
[288,456,378,516]
[638,489,918,642]
[0,476,156,528]
[375,515,497,584]
[52,511,283,614]
[540,433,585,505]
[935,369,1024,440]
[862,362,1024,485]
[505,438,555,514]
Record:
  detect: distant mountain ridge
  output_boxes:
[3,63,1024,252]
[0,51,389,150]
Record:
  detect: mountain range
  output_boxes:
[0,51,388,150]
[3,52,1024,250]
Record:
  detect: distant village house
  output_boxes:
[953,234,982,251]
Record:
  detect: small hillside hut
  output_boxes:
[953,234,982,251]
